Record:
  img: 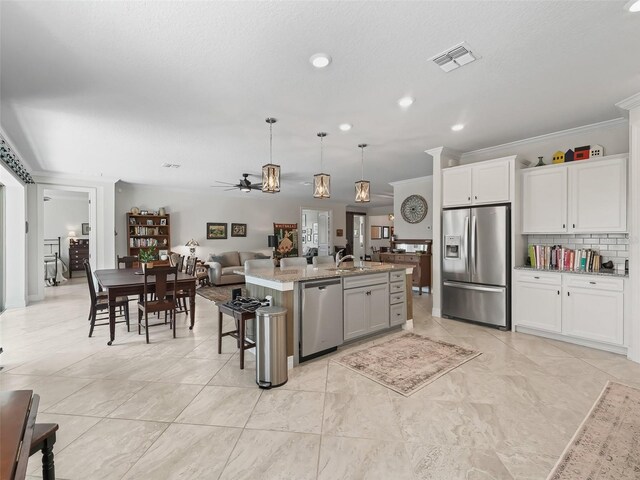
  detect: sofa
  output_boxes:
[204,251,272,286]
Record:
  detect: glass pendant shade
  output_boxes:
[261,163,280,193]
[354,180,370,203]
[313,132,330,198]
[355,143,370,203]
[313,173,331,199]
[262,117,280,193]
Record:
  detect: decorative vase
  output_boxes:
[535,156,545,167]
[159,207,166,216]
[141,262,153,271]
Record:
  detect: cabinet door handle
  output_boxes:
[589,281,596,285]
[557,290,560,295]
[562,224,565,229]
[467,196,471,201]
[474,195,478,200]
[567,291,570,296]
[366,291,371,296]
[573,224,576,228]
[534,276,540,279]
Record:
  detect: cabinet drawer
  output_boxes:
[343,273,388,289]
[390,291,405,305]
[389,281,404,293]
[514,270,561,286]
[390,303,406,326]
[404,255,418,263]
[563,275,624,292]
[390,270,405,282]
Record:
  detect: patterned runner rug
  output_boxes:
[333,332,481,396]
[196,285,246,303]
[547,381,640,479]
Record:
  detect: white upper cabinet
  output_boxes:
[471,160,510,205]
[442,167,472,207]
[442,158,511,208]
[569,157,627,233]
[521,156,627,234]
[522,167,568,234]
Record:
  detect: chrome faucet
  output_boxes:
[336,249,356,268]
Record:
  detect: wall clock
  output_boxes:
[400,195,428,224]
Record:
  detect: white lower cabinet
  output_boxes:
[343,277,389,341]
[514,270,624,348]
[562,276,624,345]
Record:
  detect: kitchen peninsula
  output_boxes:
[240,262,414,366]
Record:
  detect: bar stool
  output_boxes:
[216,302,256,369]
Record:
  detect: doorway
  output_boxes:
[301,209,332,258]
[346,212,367,260]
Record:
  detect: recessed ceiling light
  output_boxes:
[302,181,312,186]
[398,96,414,108]
[451,124,465,132]
[310,53,331,68]
[626,0,640,12]
[339,123,352,132]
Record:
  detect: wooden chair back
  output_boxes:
[83,260,98,305]
[117,255,137,269]
[142,265,178,303]
[184,256,197,276]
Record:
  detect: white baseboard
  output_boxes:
[515,325,628,356]
[402,319,414,330]
[432,307,441,318]
[288,356,294,370]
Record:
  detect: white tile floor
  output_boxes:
[2,278,640,479]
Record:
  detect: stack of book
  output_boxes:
[528,245,602,272]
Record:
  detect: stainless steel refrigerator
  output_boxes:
[442,205,510,329]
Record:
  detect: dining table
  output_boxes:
[94,268,197,345]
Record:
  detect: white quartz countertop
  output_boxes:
[239,262,412,284]
[514,265,628,279]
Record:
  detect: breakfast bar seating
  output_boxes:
[217,301,256,370]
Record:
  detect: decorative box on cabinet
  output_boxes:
[521,155,627,234]
[69,239,89,278]
[442,157,511,208]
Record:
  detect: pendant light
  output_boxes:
[313,132,331,198]
[355,143,370,203]
[262,117,280,193]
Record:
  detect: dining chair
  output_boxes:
[280,257,308,268]
[172,256,196,314]
[117,255,138,269]
[137,265,178,343]
[312,255,334,266]
[84,260,130,338]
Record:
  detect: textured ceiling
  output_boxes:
[1,1,639,205]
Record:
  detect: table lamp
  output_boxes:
[68,231,77,245]
[185,239,199,256]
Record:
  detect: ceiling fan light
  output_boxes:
[261,163,280,193]
[355,180,370,203]
[313,173,331,199]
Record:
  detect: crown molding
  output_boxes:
[32,170,120,185]
[424,146,462,160]
[616,92,640,112]
[460,117,628,160]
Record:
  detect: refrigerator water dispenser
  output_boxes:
[445,235,461,259]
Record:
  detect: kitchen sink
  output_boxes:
[326,266,373,273]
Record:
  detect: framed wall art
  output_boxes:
[207,222,227,239]
[82,223,90,235]
[231,223,247,237]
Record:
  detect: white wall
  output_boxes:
[43,195,89,266]
[390,176,433,240]
[367,214,393,251]
[115,183,348,260]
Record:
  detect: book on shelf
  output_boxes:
[528,244,601,273]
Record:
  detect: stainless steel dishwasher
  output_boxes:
[300,278,343,361]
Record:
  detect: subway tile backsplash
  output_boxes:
[527,233,629,267]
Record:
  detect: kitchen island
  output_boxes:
[239,262,414,367]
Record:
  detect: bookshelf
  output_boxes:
[127,213,171,256]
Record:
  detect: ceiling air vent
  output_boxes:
[431,42,478,72]
[161,163,181,168]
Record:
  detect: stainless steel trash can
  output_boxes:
[255,306,288,388]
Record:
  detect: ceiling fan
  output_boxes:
[212,173,262,192]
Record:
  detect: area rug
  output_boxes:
[333,333,481,396]
[196,285,246,303]
[547,381,640,480]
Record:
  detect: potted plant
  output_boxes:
[138,246,157,270]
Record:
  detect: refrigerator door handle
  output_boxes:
[443,281,504,293]
[470,215,477,276]
[464,215,470,273]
